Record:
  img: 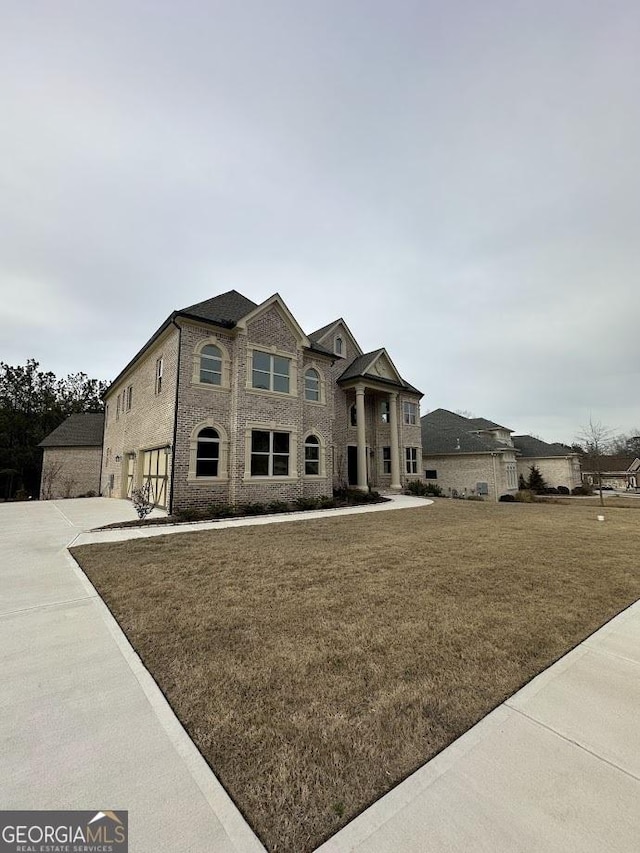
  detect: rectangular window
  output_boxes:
[382,446,391,474]
[116,394,121,420]
[381,400,390,423]
[250,430,290,476]
[155,358,163,394]
[425,469,437,479]
[405,447,418,474]
[126,385,133,411]
[251,351,290,394]
[403,401,417,425]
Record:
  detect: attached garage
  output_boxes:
[141,447,169,508]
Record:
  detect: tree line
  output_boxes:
[0,360,108,499]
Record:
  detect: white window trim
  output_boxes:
[243,422,298,481]
[246,346,298,398]
[405,446,419,474]
[191,336,232,390]
[187,420,229,483]
[303,364,326,404]
[155,357,164,395]
[303,430,327,478]
[403,400,418,426]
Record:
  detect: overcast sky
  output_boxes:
[2,0,639,442]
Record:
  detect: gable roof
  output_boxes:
[39,413,105,448]
[512,435,577,458]
[579,454,638,473]
[179,290,258,326]
[338,350,422,395]
[308,317,363,356]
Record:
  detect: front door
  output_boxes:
[347,446,358,486]
[126,454,136,498]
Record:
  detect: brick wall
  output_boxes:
[517,456,581,490]
[422,453,506,500]
[101,325,179,504]
[40,446,102,499]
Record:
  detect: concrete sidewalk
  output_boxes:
[72,493,432,547]
[317,598,640,852]
[0,498,265,853]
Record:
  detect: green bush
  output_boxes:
[295,496,321,511]
[466,494,484,501]
[236,502,267,516]
[175,507,206,521]
[499,494,516,502]
[266,500,291,514]
[405,480,442,497]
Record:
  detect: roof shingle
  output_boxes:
[39,413,105,448]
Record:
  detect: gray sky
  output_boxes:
[2,0,639,443]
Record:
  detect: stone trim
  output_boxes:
[187,419,230,483]
[191,335,232,390]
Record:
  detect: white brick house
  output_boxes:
[100,291,423,512]
[421,409,581,500]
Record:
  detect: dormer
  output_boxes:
[309,318,362,360]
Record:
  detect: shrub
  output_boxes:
[131,483,154,519]
[14,488,30,501]
[499,494,516,502]
[295,496,321,511]
[527,465,548,494]
[236,502,267,516]
[405,480,443,497]
[571,485,592,496]
[174,507,205,522]
[557,486,570,495]
[466,494,484,501]
[206,503,236,518]
[518,473,528,490]
[539,487,560,495]
[84,490,97,498]
[515,489,537,503]
[266,500,291,515]
[318,495,336,509]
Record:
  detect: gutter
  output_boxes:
[168,318,182,516]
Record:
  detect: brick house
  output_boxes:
[39,413,104,499]
[421,409,581,500]
[100,291,423,512]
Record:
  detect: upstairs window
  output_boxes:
[116,394,121,420]
[304,435,320,475]
[155,357,163,394]
[250,430,290,476]
[335,336,343,356]
[196,427,220,477]
[200,345,222,385]
[126,385,133,411]
[252,351,290,394]
[381,400,390,423]
[304,368,320,401]
[403,401,417,425]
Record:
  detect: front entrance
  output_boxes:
[347,446,358,486]
[142,448,169,508]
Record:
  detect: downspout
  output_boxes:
[168,318,182,515]
[98,410,106,496]
[492,452,499,502]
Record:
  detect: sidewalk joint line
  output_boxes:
[505,704,640,783]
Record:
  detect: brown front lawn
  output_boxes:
[71,499,640,853]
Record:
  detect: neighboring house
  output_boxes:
[581,455,640,491]
[421,410,581,500]
[39,413,104,499]
[511,435,582,491]
[100,290,423,511]
[421,409,519,501]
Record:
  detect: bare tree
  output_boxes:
[61,475,77,499]
[41,459,64,500]
[576,418,615,507]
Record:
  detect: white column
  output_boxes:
[355,384,368,490]
[389,391,402,490]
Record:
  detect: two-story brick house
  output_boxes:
[101,291,423,512]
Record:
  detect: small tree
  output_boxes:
[527,465,547,494]
[576,417,614,507]
[131,480,154,519]
[41,459,64,500]
[518,473,528,491]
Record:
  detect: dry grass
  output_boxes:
[71,500,640,852]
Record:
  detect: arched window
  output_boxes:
[200,344,222,385]
[304,368,320,401]
[304,435,320,475]
[196,427,219,477]
[335,336,343,356]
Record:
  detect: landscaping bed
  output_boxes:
[71,499,640,852]
[95,489,388,530]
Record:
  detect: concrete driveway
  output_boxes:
[0,498,264,853]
